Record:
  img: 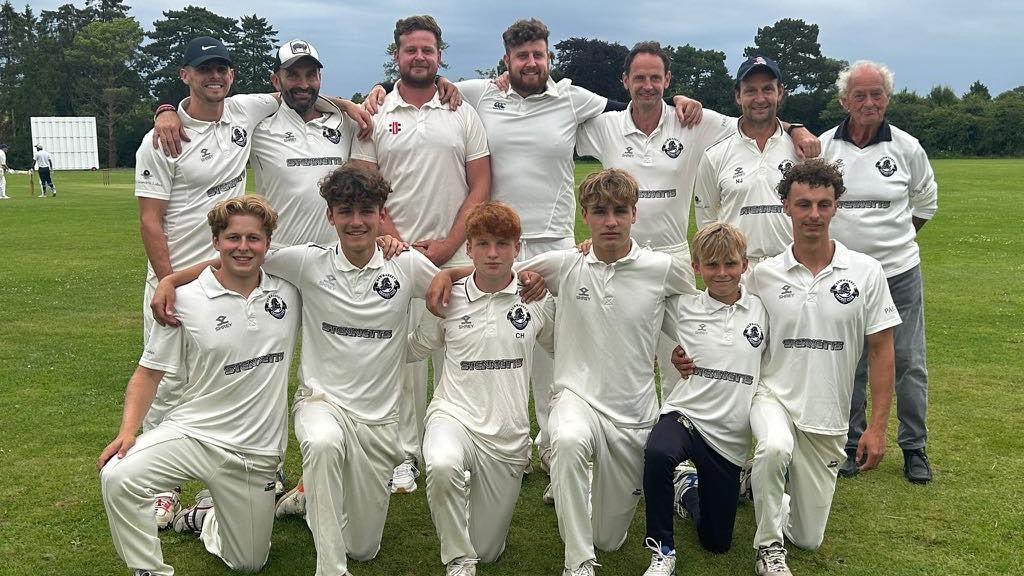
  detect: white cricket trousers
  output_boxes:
[518,236,574,452]
[549,390,650,569]
[423,414,524,565]
[398,298,444,462]
[0,173,7,197]
[293,395,403,576]
[100,426,279,576]
[749,387,846,550]
[654,245,696,402]
[141,281,186,431]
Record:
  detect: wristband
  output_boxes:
[154,104,176,118]
[785,123,805,135]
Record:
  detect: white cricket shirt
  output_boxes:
[694,120,795,259]
[0,149,7,168]
[750,241,901,434]
[263,244,438,423]
[33,149,53,169]
[140,267,300,456]
[251,99,356,248]
[458,78,607,240]
[135,94,280,283]
[661,287,768,466]
[351,85,489,266]
[409,274,555,465]
[819,119,939,277]
[522,241,696,428]
[577,105,736,251]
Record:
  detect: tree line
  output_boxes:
[2,5,1022,169]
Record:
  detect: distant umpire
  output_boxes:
[34,144,57,197]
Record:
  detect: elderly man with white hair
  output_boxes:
[818,60,938,484]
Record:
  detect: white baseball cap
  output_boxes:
[275,39,322,70]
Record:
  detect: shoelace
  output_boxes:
[644,537,673,573]
[449,557,479,576]
[761,545,788,572]
[568,560,601,576]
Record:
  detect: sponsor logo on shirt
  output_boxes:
[695,323,708,336]
[389,121,402,135]
[733,166,745,183]
[372,273,400,299]
[575,287,591,301]
[833,158,846,174]
[215,315,232,331]
[321,322,393,339]
[205,171,245,197]
[694,366,754,385]
[837,200,891,210]
[286,157,345,167]
[638,188,677,199]
[200,148,213,162]
[875,156,897,177]
[830,279,859,304]
[507,304,531,330]
[743,323,765,347]
[493,101,506,110]
[265,295,288,319]
[141,169,151,180]
[283,131,296,143]
[778,159,794,174]
[662,138,683,158]
[318,274,337,290]
[323,127,342,144]
[782,338,845,351]
[231,126,248,147]
[740,204,784,215]
[458,315,473,329]
[621,146,635,158]
[459,358,525,371]
[223,351,286,375]
[779,284,794,299]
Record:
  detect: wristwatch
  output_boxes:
[785,123,805,135]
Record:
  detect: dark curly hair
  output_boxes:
[777,158,846,200]
[319,162,392,209]
[502,18,549,52]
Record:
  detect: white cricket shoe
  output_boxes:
[562,560,600,576]
[153,490,179,530]
[391,459,419,494]
[738,457,754,502]
[540,447,552,474]
[275,482,306,517]
[542,482,555,505]
[642,537,676,576]
[755,542,792,576]
[672,463,698,519]
[173,489,213,534]
[274,468,287,498]
[446,556,478,576]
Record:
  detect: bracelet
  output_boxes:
[154,104,176,118]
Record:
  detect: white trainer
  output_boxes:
[153,490,179,530]
[172,489,213,534]
[673,463,698,519]
[738,457,754,502]
[542,482,555,505]
[275,483,306,517]
[642,537,676,576]
[562,560,600,576]
[446,556,478,576]
[391,459,419,494]
[755,542,792,576]
[540,447,552,474]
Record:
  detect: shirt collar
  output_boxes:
[503,77,561,100]
[197,265,278,298]
[584,239,642,265]
[699,283,752,312]
[270,97,344,131]
[464,272,520,302]
[382,82,445,113]
[177,96,239,131]
[333,244,385,272]
[780,240,851,272]
[835,116,892,145]
[737,118,784,144]
[620,102,670,137]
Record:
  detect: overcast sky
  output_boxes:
[31,0,1023,99]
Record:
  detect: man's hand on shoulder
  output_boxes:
[152,107,189,158]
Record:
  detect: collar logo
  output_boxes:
[389,121,402,135]
[231,126,248,147]
[323,127,341,144]
[215,315,232,331]
[875,156,897,177]
[743,322,765,347]
[507,304,531,330]
[576,286,591,301]
[830,279,860,304]
[265,295,288,319]
[373,273,400,299]
[662,138,683,158]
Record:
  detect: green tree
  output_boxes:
[66,17,148,167]
[664,44,735,115]
[144,6,240,104]
[927,86,958,107]
[964,80,991,100]
[232,14,277,94]
[744,18,845,94]
[474,58,506,79]
[551,37,628,102]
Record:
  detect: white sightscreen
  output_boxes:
[29,117,99,170]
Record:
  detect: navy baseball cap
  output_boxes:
[183,36,232,68]
[274,39,323,70]
[736,55,782,85]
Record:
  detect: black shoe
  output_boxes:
[838,448,859,478]
[903,448,932,484]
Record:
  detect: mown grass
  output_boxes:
[0,159,1021,575]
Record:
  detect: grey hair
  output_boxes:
[836,60,894,98]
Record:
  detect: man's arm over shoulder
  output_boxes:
[693,149,724,228]
[407,309,444,362]
[566,81,609,124]
[454,78,490,109]
[406,249,443,298]
[534,296,557,355]
[229,93,281,128]
[518,250,568,296]
[575,111,614,160]
[263,244,313,285]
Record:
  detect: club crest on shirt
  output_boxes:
[875,156,897,177]
[373,273,400,299]
[743,322,765,347]
[231,126,248,147]
[265,295,288,319]
[507,304,531,330]
[323,127,342,144]
[778,159,794,174]
[830,279,860,304]
[662,138,683,158]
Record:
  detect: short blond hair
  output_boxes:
[578,168,639,210]
[207,195,278,238]
[691,222,747,265]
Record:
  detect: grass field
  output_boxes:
[0,160,1022,576]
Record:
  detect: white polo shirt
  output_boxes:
[409,274,555,465]
[0,148,7,169]
[819,119,938,277]
[750,241,901,435]
[140,267,300,456]
[134,94,280,284]
[458,78,607,241]
[522,241,696,428]
[351,85,488,266]
[694,120,796,259]
[251,100,356,248]
[263,244,437,423]
[33,149,53,169]
[661,287,768,466]
[576,105,735,251]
